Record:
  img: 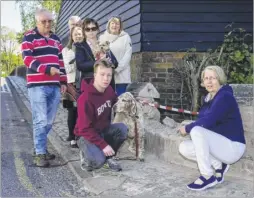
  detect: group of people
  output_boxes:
[21,7,246,191]
[21,8,131,171]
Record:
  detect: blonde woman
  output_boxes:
[99,16,132,96]
[178,65,246,191]
[62,26,84,147]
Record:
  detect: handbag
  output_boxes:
[65,83,78,102]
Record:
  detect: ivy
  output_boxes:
[212,24,253,84]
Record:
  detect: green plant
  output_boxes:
[212,24,253,84]
[175,24,253,112]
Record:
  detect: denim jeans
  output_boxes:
[28,85,61,154]
[77,123,128,169]
[115,84,128,96]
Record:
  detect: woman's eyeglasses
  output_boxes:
[84,27,97,32]
[203,77,217,81]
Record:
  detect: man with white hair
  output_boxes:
[68,15,82,30]
[21,8,67,167]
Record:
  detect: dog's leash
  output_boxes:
[133,119,139,159]
[28,159,80,168]
[138,100,199,116]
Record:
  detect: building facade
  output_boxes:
[56,0,253,120]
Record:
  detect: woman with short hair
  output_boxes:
[178,65,246,191]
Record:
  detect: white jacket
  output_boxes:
[99,31,132,84]
[62,47,76,83]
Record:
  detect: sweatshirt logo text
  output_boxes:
[97,100,111,116]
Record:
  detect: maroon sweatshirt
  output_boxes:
[74,80,117,150]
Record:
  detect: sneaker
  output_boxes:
[80,151,93,171]
[105,158,122,171]
[33,150,55,160]
[70,140,78,148]
[34,154,50,167]
[215,163,230,184]
[187,175,218,191]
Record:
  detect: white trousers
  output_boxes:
[179,126,246,176]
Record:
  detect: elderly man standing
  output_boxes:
[68,15,82,30]
[21,8,67,167]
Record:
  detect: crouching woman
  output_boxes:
[178,65,246,191]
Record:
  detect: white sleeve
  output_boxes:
[62,48,75,74]
[115,34,132,73]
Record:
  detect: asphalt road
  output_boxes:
[1,78,87,197]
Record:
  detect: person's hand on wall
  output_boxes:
[178,126,187,136]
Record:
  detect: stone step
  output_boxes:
[144,120,254,181]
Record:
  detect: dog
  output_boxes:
[99,41,110,54]
[94,41,110,58]
[112,92,145,161]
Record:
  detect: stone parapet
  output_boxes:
[230,84,254,133]
[144,120,253,181]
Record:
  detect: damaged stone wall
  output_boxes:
[130,52,192,122]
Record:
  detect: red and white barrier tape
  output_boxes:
[139,100,199,115]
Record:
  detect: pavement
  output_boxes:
[6,76,254,197]
[1,77,88,197]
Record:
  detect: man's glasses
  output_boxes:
[84,27,97,32]
[40,20,53,25]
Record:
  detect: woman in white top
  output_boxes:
[62,26,84,147]
[99,16,132,96]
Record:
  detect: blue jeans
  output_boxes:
[77,123,128,169]
[28,85,61,154]
[115,84,128,96]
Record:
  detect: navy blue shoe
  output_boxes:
[215,163,230,184]
[187,175,218,191]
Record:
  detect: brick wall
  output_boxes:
[131,53,254,125]
[130,52,193,122]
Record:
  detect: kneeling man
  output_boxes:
[74,59,128,171]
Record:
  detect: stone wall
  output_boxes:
[230,84,254,133]
[130,52,192,122]
[9,65,26,79]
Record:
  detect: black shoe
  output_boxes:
[66,136,72,141]
[70,140,78,148]
[105,158,122,171]
[34,154,50,167]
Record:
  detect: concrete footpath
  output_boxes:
[6,76,254,198]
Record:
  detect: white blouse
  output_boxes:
[62,47,76,83]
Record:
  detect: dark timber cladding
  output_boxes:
[140,0,253,52]
[56,0,141,52]
[56,0,253,52]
